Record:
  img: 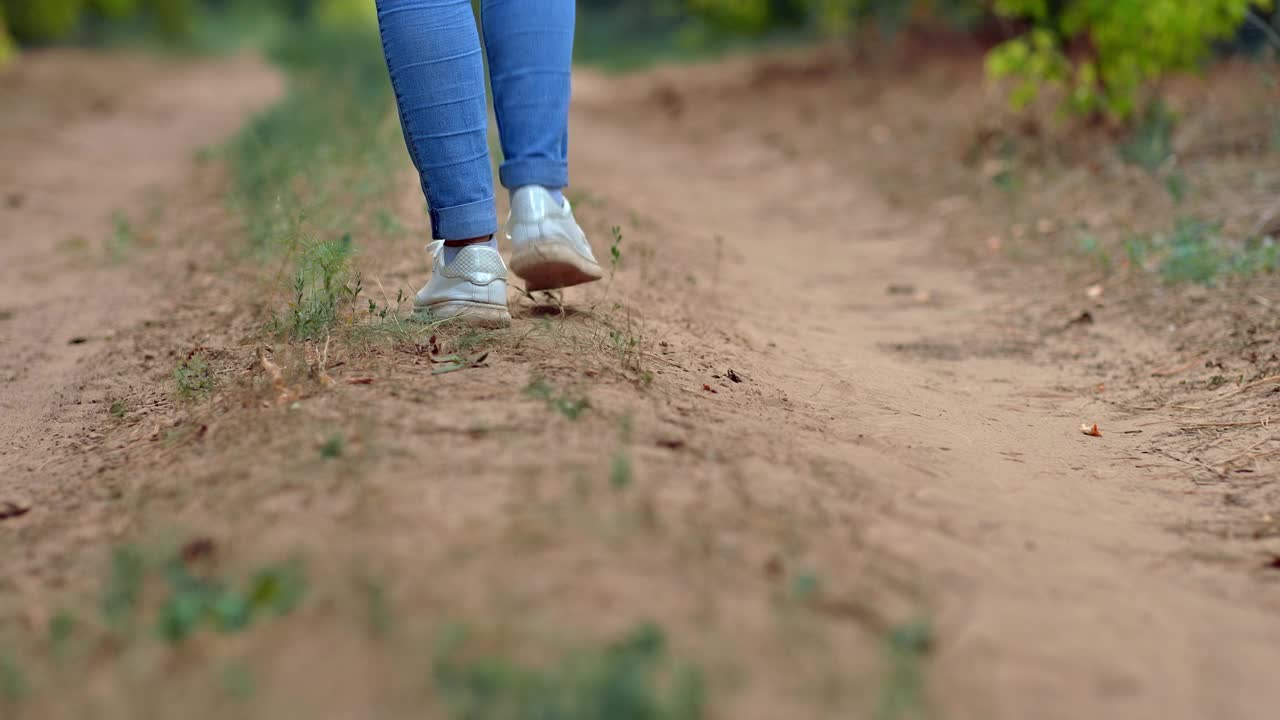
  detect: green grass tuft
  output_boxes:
[876,619,934,720]
[224,25,399,340]
[1124,217,1278,285]
[174,353,214,400]
[434,622,704,720]
[524,377,591,421]
[320,433,345,458]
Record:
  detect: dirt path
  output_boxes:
[569,65,1280,719]
[3,50,1278,720]
[0,50,282,489]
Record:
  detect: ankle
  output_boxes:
[441,235,498,264]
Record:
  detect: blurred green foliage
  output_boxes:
[2,0,85,42]
[987,0,1275,119]
[684,0,1278,121]
[90,0,142,20]
[0,0,371,47]
[2,0,1274,123]
[0,6,15,63]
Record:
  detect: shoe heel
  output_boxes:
[510,243,603,292]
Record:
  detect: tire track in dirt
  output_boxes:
[0,52,281,522]
[569,65,1280,720]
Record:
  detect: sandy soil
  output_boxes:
[2,45,1278,720]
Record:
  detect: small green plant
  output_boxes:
[790,571,822,601]
[366,288,406,322]
[876,619,934,720]
[1115,100,1190,202]
[434,622,704,720]
[107,210,135,262]
[358,575,393,640]
[174,352,214,400]
[48,610,76,660]
[1160,218,1277,284]
[1077,233,1113,273]
[101,545,146,632]
[279,233,363,339]
[97,543,307,645]
[0,649,26,704]
[108,398,128,418]
[1159,218,1225,284]
[1122,218,1276,285]
[601,224,625,300]
[991,166,1019,196]
[320,433,345,458]
[525,378,590,420]
[609,450,633,490]
[1120,100,1176,171]
[1123,235,1151,270]
[157,554,306,644]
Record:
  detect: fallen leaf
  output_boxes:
[345,377,375,385]
[0,501,31,521]
[702,384,718,394]
[1081,423,1103,437]
[657,438,686,450]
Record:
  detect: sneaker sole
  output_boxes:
[412,301,512,329]
[510,243,604,292]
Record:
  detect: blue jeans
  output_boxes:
[375,0,574,240]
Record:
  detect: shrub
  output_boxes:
[0,0,192,47]
[988,0,1276,120]
[0,7,15,64]
[685,0,1277,121]
[89,0,141,20]
[2,0,85,43]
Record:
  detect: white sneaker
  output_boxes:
[413,240,512,328]
[506,186,605,292]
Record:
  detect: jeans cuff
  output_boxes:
[431,196,498,240]
[500,158,569,191]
